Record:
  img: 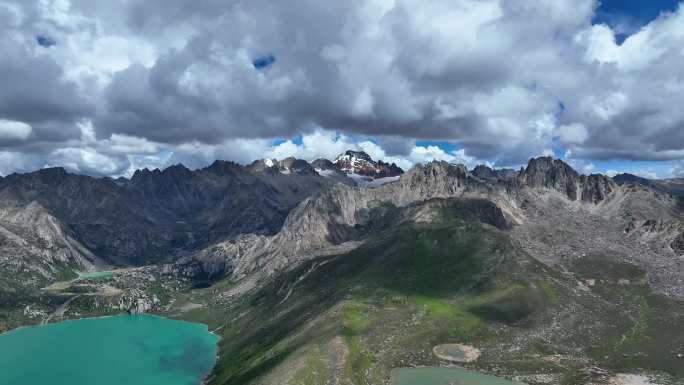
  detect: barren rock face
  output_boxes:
[671,232,684,254]
[518,157,617,203]
[519,156,581,200]
[581,174,616,203]
[471,165,517,182]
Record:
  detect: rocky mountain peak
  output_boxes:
[333,149,403,179]
[163,163,192,177]
[405,160,469,185]
[34,167,69,181]
[130,167,162,181]
[471,164,497,179]
[518,156,617,203]
[3,166,71,188]
[519,156,581,200]
[277,157,318,176]
[471,164,517,182]
[246,159,280,175]
[204,160,243,176]
[310,158,336,170]
[248,157,319,176]
[337,150,373,162]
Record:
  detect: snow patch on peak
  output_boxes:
[315,168,336,177]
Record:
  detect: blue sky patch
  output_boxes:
[594,0,680,43]
[36,35,56,47]
[415,140,458,153]
[253,54,276,70]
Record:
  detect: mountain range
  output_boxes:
[1,151,684,384]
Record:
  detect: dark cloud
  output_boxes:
[0,39,90,127]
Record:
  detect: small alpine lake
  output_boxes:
[0,314,217,385]
[391,366,521,385]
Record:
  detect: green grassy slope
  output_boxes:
[183,200,683,385]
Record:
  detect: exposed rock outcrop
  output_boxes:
[519,157,617,203]
[118,289,160,314]
[581,174,616,203]
[471,165,517,182]
[671,232,684,254]
[519,157,582,200]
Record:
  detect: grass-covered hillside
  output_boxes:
[172,199,684,385]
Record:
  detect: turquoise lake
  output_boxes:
[0,314,217,385]
[391,367,521,385]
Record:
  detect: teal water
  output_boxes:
[78,271,114,280]
[0,315,217,385]
[391,367,520,385]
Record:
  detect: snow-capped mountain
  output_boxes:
[333,150,404,179]
[248,157,318,176]
[247,151,403,187]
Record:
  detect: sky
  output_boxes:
[0,0,683,179]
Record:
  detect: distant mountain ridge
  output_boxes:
[614,173,684,197]
[1,152,683,294]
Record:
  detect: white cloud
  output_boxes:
[107,134,159,155]
[566,158,596,175]
[48,147,125,175]
[556,123,589,144]
[0,151,41,176]
[352,88,375,118]
[0,0,684,176]
[0,119,31,140]
[320,44,346,61]
[408,146,483,169]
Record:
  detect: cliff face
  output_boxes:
[0,201,102,287]
[471,165,517,182]
[581,174,616,203]
[518,157,617,203]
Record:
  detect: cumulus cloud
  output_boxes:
[0,0,683,177]
[0,119,32,141]
[556,123,589,145]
